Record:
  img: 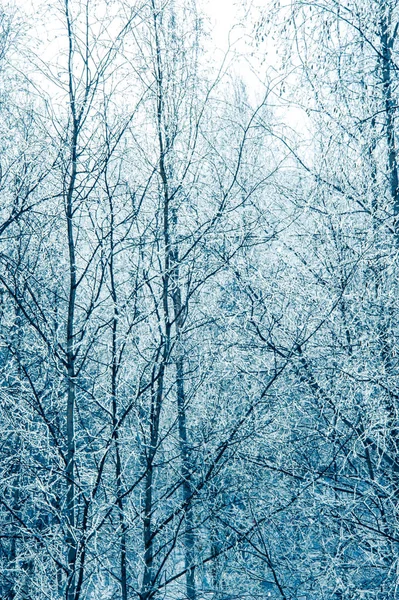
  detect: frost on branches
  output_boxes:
[0,0,399,599]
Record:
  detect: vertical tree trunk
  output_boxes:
[8,450,19,600]
[379,0,399,520]
[65,2,78,596]
[108,187,128,600]
[140,6,172,599]
[172,279,197,600]
[65,133,77,600]
[141,356,167,600]
[380,2,399,232]
[151,3,197,596]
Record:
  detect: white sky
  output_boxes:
[200,0,269,105]
[203,0,241,47]
[202,0,309,132]
[14,0,273,111]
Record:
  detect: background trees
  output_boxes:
[250,0,399,597]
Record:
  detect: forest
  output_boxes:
[0,0,398,598]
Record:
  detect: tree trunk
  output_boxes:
[108,189,128,600]
[171,248,196,600]
[380,2,399,233]
[65,2,78,595]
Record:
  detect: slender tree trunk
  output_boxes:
[141,6,173,599]
[8,451,19,600]
[65,3,78,595]
[151,3,197,595]
[171,248,196,600]
[141,458,154,600]
[380,2,399,232]
[141,356,167,600]
[65,141,77,600]
[379,0,399,526]
[108,189,128,600]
